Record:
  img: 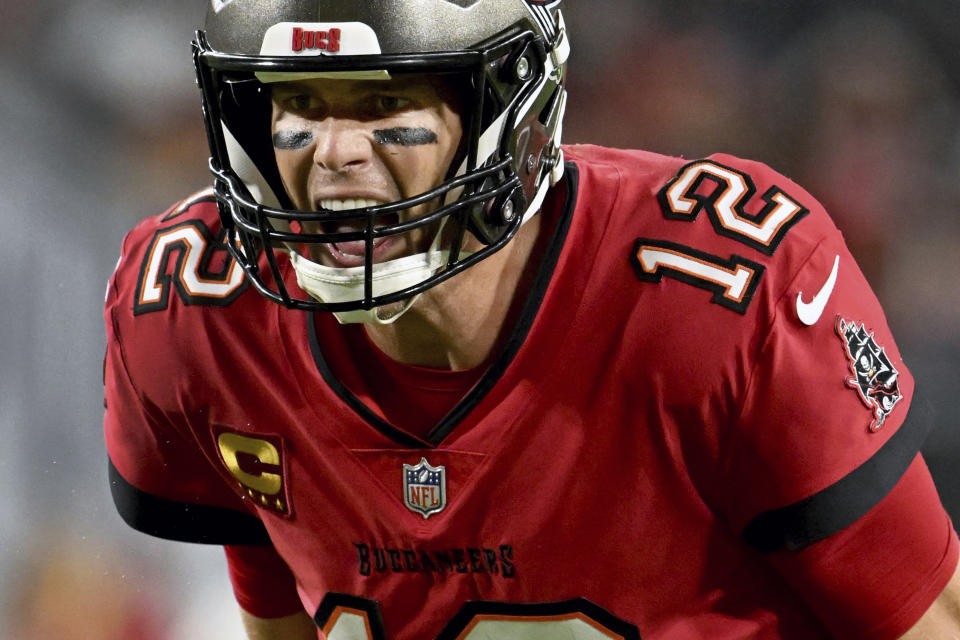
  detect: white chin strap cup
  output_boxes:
[288,214,460,325]
[288,247,455,325]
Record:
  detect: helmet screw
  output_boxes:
[526,153,538,174]
[502,200,516,222]
[515,56,531,80]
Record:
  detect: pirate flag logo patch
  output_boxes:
[835,317,902,432]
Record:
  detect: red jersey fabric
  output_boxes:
[104,145,958,639]
[223,544,303,619]
[332,325,486,440]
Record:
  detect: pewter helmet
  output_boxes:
[193,0,569,319]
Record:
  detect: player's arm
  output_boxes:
[224,544,315,637]
[240,610,318,640]
[899,561,960,639]
[648,154,955,635]
[693,155,958,636]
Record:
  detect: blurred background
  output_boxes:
[1,0,957,637]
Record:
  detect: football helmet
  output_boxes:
[193,0,569,323]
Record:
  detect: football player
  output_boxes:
[104,1,960,638]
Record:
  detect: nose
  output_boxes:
[311,118,372,173]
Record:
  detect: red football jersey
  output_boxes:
[104,145,957,639]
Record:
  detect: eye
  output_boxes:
[281,93,323,114]
[374,95,412,114]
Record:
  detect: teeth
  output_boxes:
[319,198,384,211]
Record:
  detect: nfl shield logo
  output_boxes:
[403,457,446,519]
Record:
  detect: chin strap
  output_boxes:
[288,249,447,325]
[288,217,460,325]
[288,185,549,325]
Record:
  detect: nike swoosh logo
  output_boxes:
[796,254,840,326]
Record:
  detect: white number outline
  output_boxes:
[134,220,247,315]
[631,238,765,315]
[657,160,808,255]
[314,595,640,640]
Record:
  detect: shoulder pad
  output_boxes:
[625,153,841,317]
[108,187,249,317]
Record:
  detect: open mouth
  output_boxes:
[304,198,400,267]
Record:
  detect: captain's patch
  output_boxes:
[214,425,292,517]
[836,317,902,432]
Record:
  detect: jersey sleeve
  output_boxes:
[771,456,958,639]
[718,207,958,636]
[223,544,306,619]
[104,206,269,546]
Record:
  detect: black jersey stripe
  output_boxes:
[109,459,271,545]
[306,318,428,449]
[428,164,578,443]
[307,164,579,448]
[742,392,933,552]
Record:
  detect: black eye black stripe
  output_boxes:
[273,130,315,150]
[273,128,438,150]
[373,127,438,146]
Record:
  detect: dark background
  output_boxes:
[1,1,956,636]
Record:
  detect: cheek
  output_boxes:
[388,149,447,198]
[386,115,462,195]
[275,151,314,209]
[272,117,316,208]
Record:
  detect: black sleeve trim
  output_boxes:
[108,459,271,545]
[742,391,934,552]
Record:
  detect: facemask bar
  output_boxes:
[193,27,547,312]
[210,160,523,311]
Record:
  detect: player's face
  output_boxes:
[270,74,463,268]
